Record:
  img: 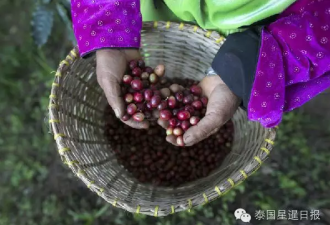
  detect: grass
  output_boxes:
[1,0,329,224]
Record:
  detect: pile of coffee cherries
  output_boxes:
[120,60,208,146]
[104,106,234,187]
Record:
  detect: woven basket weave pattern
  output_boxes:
[49,21,276,217]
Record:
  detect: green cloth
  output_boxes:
[141,0,296,35]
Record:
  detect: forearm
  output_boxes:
[71,0,142,57]
[212,0,330,128]
[211,28,261,111]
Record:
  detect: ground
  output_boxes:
[0,1,329,225]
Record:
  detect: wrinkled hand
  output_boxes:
[159,75,240,146]
[96,49,149,129]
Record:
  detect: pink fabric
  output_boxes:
[71,0,142,57]
[249,0,330,127]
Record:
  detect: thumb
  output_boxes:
[183,111,223,146]
[97,74,125,119]
[98,75,149,129]
[96,50,127,118]
[183,85,232,146]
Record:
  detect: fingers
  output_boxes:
[123,118,150,129]
[157,118,168,129]
[183,112,223,146]
[166,135,178,146]
[96,51,127,119]
[157,84,183,130]
[98,75,126,118]
[96,49,150,130]
[158,118,179,146]
[159,83,183,143]
[162,84,221,146]
[183,84,240,146]
[100,76,149,129]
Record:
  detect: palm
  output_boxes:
[96,49,150,129]
[160,75,240,146]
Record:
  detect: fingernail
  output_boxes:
[114,109,120,118]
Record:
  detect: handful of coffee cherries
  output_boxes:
[120,59,208,146]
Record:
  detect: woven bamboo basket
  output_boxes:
[48,21,276,217]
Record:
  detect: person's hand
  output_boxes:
[96,49,149,129]
[158,75,240,146]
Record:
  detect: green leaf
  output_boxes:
[31,4,54,47]
[43,0,51,3]
[56,3,76,45]
[59,0,71,15]
[94,204,110,218]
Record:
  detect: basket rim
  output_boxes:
[48,21,277,217]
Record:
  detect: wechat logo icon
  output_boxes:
[234,208,252,223]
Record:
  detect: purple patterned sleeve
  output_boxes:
[71,0,142,57]
[248,0,330,128]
